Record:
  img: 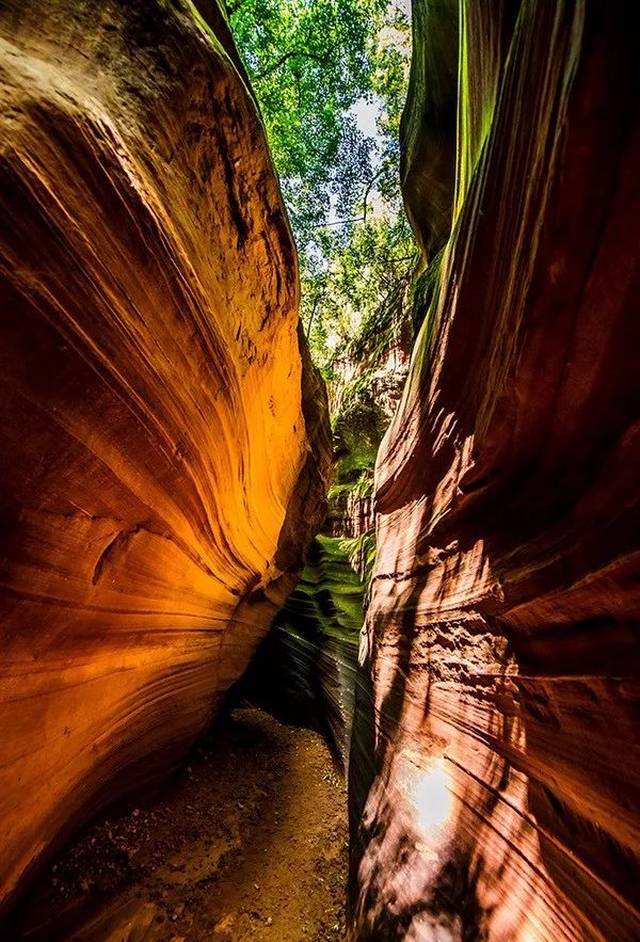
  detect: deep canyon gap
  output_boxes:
[0,1,639,941]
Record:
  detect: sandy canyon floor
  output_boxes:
[6,707,348,942]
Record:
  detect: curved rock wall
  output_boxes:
[399,0,457,262]
[352,1,640,939]
[240,535,364,767]
[0,0,329,912]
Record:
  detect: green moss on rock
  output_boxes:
[238,536,365,766]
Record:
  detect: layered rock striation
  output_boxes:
[241,534,364,768]
[0,0,329,913]
[351,1,640,939]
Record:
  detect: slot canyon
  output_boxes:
[0,0,638,940]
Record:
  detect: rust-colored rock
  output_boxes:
[0,0,329,912]
[352,1,640,939]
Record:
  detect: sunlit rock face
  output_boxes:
[351,1,640,939]
[0,0,329,912]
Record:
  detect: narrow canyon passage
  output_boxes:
[1,0,639,940]
[6,706,348,942]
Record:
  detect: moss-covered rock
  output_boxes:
[239,535,365,766]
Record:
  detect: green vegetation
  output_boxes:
[228,0,416,374]
[229,0,417,599]
[242,535,365,764]
[339,528,376,583]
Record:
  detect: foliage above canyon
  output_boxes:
[229,0,416,373]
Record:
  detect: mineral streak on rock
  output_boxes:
[0,0,329,912]
[351,1,640,939]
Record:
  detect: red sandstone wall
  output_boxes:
[0,0,329,912]
[351,2,640,938]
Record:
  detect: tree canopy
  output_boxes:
[229,0,415,374]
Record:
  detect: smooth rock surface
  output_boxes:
[0,0,329,913]
[351,1,640,939]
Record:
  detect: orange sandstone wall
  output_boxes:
[351,1,640,939]
[0,0,329,911]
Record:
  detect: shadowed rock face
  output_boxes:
[399,0,458,262]
[0,0,329,912]
[240,535,365,768]
[351,1,640,939]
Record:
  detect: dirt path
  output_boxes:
[8,707,348,942]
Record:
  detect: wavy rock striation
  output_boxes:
[241,535,364,768]
[351,1,640,939]
[0,0,329,913]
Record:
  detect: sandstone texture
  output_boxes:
[351,1,640,939]
[0,0,329,912]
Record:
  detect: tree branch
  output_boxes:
[362,164,388,223]
[311,216,365,229]
[306,295,321,335]
[254,48,330,81]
